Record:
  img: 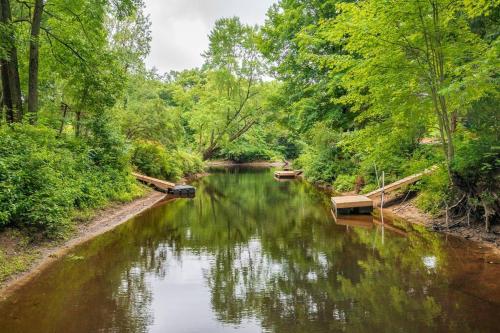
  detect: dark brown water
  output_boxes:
[0,167,499,333]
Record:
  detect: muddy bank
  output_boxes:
[0,190,167,299]
[389,198,500,251]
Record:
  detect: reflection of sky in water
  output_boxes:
[148,251,263,333]
[423,256,437,271]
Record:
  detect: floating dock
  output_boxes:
[274,170,303,179]
[331,195,373,216]
[132,172,195,196]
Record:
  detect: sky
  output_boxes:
[143,0,276,74]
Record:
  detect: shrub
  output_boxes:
[0,124,138,237]
[132,141,204,180]
[174,150,204,176]
[222,145,278,163]
[415,166,450,216]
[332,175,356,192]
[294,124,355,183]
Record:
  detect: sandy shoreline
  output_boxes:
[0,190,167,299]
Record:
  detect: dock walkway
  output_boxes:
[132,172,195,196]
[365,166,436,199]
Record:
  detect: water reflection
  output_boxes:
[0,167,498,333]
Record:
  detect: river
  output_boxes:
[0,167,498,333]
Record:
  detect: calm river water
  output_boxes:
[0,167,499,333]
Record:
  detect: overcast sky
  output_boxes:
[143,0,276,74]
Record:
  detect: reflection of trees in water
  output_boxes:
[159,170,484,333]
[89,169,488,333]
[0,217,164,333]
[2,169,489,333]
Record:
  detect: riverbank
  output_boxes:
[0,190,167,299]
[307,177,500,250]
[389,197,500,250]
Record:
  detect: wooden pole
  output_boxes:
[381,171,385,209]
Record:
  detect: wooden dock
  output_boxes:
[132,172,195,196]
[331,167,436,216]
[274,170,303,179]
[132,172,175,191]
[331,195,373,215]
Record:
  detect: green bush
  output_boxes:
[293,124,355,183]
[132,141,204,180]
[174,150,204,176]
[415,166,450,216]
[332,175,356,192]
[222,145,278,163]
[0,124,139,237]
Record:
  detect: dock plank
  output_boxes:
[331,195,373,209]
[274,170,302,178]
[132,172,176,191]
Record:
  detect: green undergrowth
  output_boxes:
[132,140,204,181]
[0,124,144,238]
[0,230,41,283]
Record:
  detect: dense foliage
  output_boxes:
[0,0,498,235]
[259,0,499,230]
[0,125,140,236]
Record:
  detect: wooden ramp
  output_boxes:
[331,167,436,215]
[132,172,175,192]
[366,166,436,199]
[133,173,196,196]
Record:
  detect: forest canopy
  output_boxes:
[0,0,498,235]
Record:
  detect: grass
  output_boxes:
[0,230,41,283]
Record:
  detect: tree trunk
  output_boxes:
[75,110,82,137]
[202,145,219,161]
[0,61,14,123]
[27,0,45,124]
[0,0,23,123]
[58,102,68,136]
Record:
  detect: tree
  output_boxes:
[0,0,23,123]
[259,0,346,133]
[193,17,266,160]
[325,0,498,174]
[27,0,45,123]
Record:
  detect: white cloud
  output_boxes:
[144,0,276,73]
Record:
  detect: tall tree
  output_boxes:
[27,0,45,123]
[324,0,498,174]
[0,0,23,123]
[192,17,266,160]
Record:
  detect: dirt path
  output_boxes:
[0,190,166,299]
